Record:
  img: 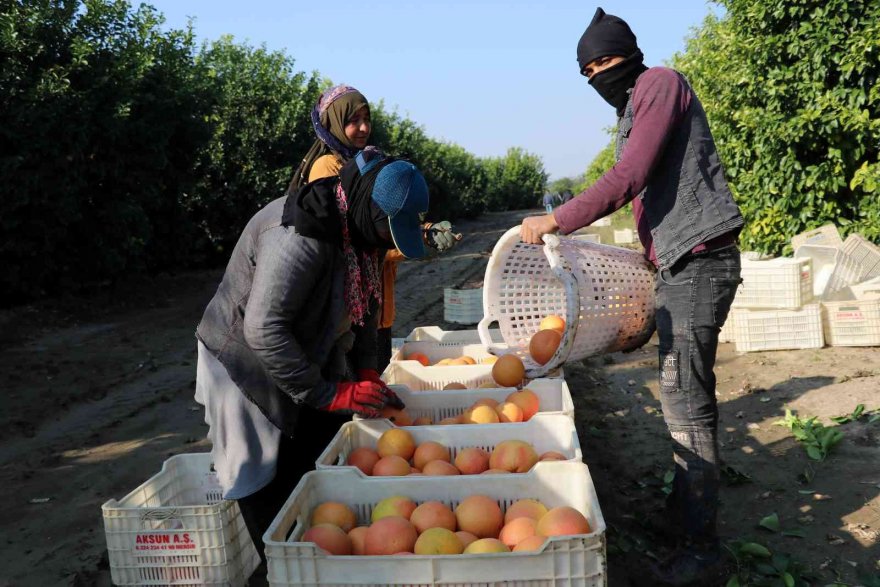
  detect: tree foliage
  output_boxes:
[0,0,547,304]
[672,0,880,253]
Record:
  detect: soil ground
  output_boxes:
[0,208,877,586]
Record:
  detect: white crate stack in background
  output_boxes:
[443,287,483,324]
[729,224,880,351]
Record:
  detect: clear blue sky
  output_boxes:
[147,1,720,180]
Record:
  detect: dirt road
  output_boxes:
[0,208,877,586]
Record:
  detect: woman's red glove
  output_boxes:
[356,368,385,385]
[322,381,403,417]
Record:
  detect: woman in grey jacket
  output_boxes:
[195,148,429,562]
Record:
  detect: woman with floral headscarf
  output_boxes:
[292,85,461,371]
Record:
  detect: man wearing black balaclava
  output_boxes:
[521,7,745,586]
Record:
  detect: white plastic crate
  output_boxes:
[403,326,505,344]
[444,287,483,324]
[361,380,575,422]
[317,414,582,475]
[571,232,601,244]
[263,462,606,586]
[794,244,838,297]
[591,216,612,227]
[821,299,880,347]
[790,223,843,250]
[382,360,563,391]
[102,454,260,586]
[613,228,635,244]
[849,276,880,300]
[824,234,880,296]
[731,304,824,352]
[733,257,814,309]
[391,339,503,364]
[719,317,734,343]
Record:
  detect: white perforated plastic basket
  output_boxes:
[317,414,582,475]
[790,223,843,250]
[733,257,814,309]
[730,304,824,352]
[821,299,880,347]
[357,380,575,423]
[478,227,656,377]
[263,462,606,586]
[101,454,260,586]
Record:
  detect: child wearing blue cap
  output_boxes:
[194,148,429,564]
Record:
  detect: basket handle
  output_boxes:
[525,234,580,378]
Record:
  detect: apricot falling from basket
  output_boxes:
[539,314,566,334]
[406,352,430,366]
[529,329,561,366]
[491,354,525,387]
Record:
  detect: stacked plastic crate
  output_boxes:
[261,326,607,586]
[726,224,880,352]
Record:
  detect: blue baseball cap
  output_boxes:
[371,160,429,259]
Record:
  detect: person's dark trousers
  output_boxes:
[654,245,741,548]
[237,407,350,567]
[376,327,393,374]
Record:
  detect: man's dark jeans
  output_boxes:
[654,245,741,545]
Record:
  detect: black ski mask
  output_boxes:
[577,8,648,116]
[589,50,648,116]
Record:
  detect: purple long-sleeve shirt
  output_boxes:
[554,67,731,266]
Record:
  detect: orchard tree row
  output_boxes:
[0,0,547,304]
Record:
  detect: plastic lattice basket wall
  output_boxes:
[478,227,656,376]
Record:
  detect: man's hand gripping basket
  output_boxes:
[478,227,656,377]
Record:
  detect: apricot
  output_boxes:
[536,506,592,537]
[504,499,549,524]
[379,406,413,426]
[414,527,464,555]
[505,389,540,421]
[302,524,352,555]
[463,538,510,554]
[539,315,566,334]
[412,416,433,426]
[489,440,539,473]
[371,495,417,523]
[407,352,430,366]
[494,401,524,423]
[462,404,500,425]
[421,460,461,476]
[346,447,380,475]
[455,495,503,538]
[310,502,356,532]
[454,447,490,475]
[372,455,411,477]
[364,516,418,555]
[459,355,477,365]
[410,501,457,533]
[499,517,538,548]
[437,416,462,425]
[478,380,498,388]
[435,358,454,366]
[443,382,468,390]
[480,468,509,474]
[513,535,547,552]
[413,441,451,470]
[377,428,416,460]
[481,356,498,365]
[492,354,525,387]
[471,397,499,409]
[539,451,567,462]
[348,526,368,555]
[455,530,479,549]
[529,329,561,365]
